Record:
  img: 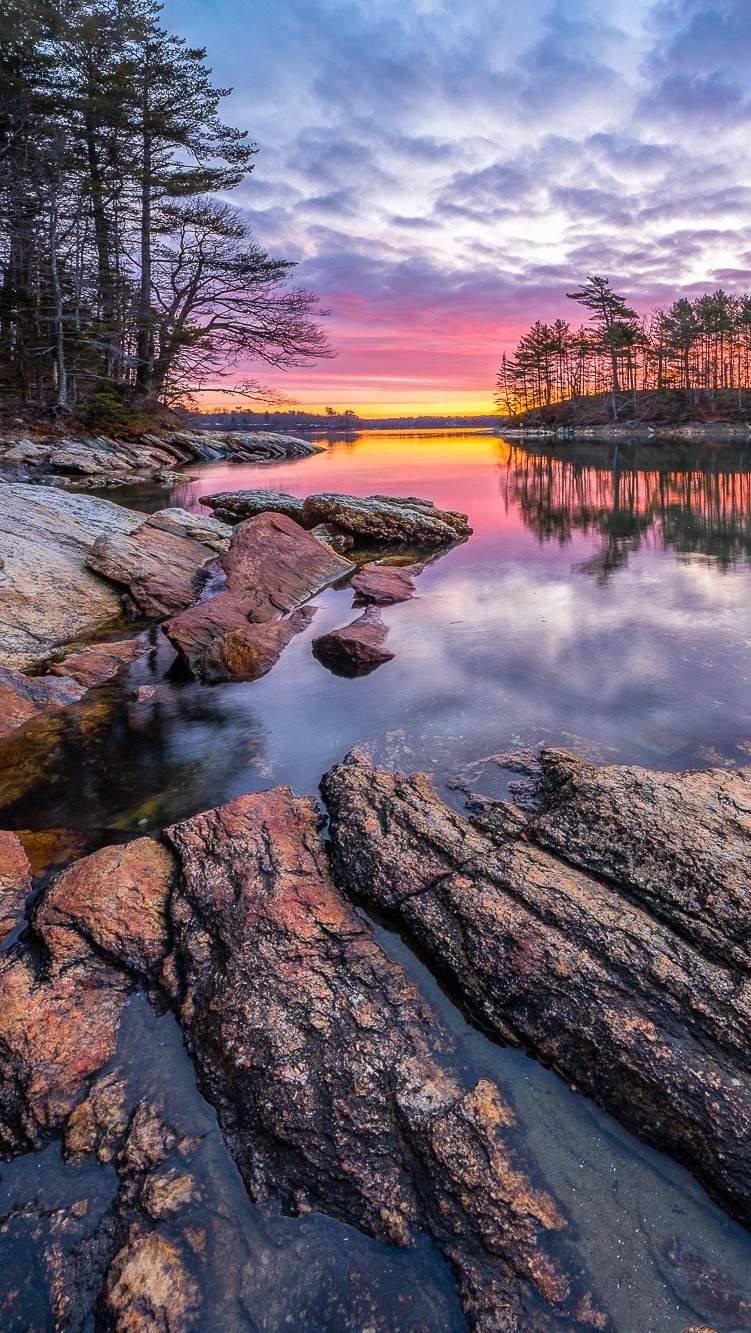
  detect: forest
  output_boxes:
[496,276,751,419]
[0,0,330,426]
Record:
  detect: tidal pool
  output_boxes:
[3,430,751,1330]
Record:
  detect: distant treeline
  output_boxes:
[496,276,751,417]
[190,410,500,431]
[0,0,329,426]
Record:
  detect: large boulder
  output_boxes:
[162,788,609,1332]
[50,638,148,688]
[199,489,305,524]
[163,513,353,680]
[300,493,472,544]
[0,485,143,669]
[322,751,751,1228]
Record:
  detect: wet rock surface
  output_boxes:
[164,511,350,680]
[163,787,608,1332]
[223,511,354,617]
[351,560,424,604]
[312,605,395,674]
[50,638,148,688]
[322,750,751,1228]
[35,836,174,974]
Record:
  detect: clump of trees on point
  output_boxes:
[0,0,331,422]
[496,276,751,418]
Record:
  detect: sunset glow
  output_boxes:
[164,0,751,414]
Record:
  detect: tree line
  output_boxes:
[0,0,331,423]
[496,276,751,418]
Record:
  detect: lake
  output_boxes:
[2,429,751,1330]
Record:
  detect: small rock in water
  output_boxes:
[351,561,424,605]
[312,606,394,675]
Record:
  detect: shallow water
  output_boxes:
[4,430,751,1329]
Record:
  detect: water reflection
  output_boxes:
[501,439,751,578]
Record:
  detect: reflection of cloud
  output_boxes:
[163,0,751,410]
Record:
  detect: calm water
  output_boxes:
[3,430,751,1330]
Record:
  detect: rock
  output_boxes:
[527,750,751,972]
[199,489,305,524]
[0,830,31,941]
[150,470,198,486]
[102,1229,200,1332]
[300,492,472,545]
[132,684,157,702]
[351,561,424,604]
[0,484,143,669]
[50,638,148,688]
[163,593,316,683]
[163,788,608,1332]
[0,665,86,740]
[309,522,355,553]
[196,607,316,683]
[223,511,354,616]
[167,430,324,462]
[321,752,751,1227]
[164,513,353,680]
[64,1072,129,1164]
[0,948,128,1154]
[148,508,231,554]
[86,519,217,618]
[312,606,394,675]
[35,837,174,975]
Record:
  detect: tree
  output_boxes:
[0,0,331,416]
[566,275,638,416]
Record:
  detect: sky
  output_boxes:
[162,0,751,415]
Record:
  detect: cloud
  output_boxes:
[162,0,751,410]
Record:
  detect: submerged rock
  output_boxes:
[312,605,395,675]
[50,638,148,688]
[163,787,609,1331]
[301,492,472,544]
[0,485,142,670]
[322,751,751,1227]
[351,560,424,604]
[86,519,217,618]
[0,665,86,740]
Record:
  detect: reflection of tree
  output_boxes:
[499,441,751,578]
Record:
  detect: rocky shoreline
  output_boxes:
[0,439,741,1330]
[0,428,325,488]
[0,745,745,1329]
